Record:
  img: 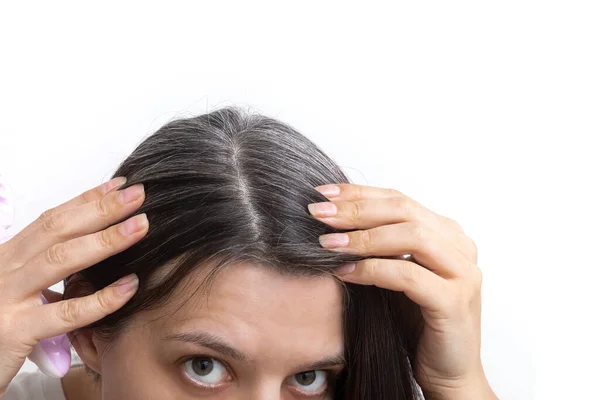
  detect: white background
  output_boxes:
[1,2,599,399]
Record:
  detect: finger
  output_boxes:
[313,183,465,235]
[319,221,473,278]
[54,177,129,214]
[7,213,148,299]
[316,183,441,225]
[314,183,402,202]
[2,177,128,265]
[336,258,448,310]
[28,274,139,341]
[6,181,144,268]
[308,196,445,232]
[309,196,476,262]
[10,176,127,242]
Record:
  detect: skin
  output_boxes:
[0,176,497,399]
[61,365,95,399]
[68,265,345,399]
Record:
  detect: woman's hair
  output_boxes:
[64,106,424,399]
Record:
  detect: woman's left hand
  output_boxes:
[309,184,497,400]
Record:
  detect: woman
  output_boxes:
[1,106,497,399]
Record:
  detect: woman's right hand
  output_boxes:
[0,177,149,395]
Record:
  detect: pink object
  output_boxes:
[26,295,72,377]
[0,175,72,377]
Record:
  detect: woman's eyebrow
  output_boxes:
[163,331,250,362]
[162,330,345,370]
[295,354,346,372]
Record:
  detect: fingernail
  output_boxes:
[319,233,349,248]
[119,213,148,236]
[113,274,139,295]
[105,177,128,194]
[336,262,356,275]
[118,183,145,204]
[308,202,337,217]
[315,185,340,198]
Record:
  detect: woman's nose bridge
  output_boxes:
[243,378,286,400]
[247,394,280,400]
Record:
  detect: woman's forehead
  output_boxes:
[135,264,345,368]
[164,263,343,324]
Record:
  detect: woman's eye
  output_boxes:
[288,370,328,395]
[183,357,230,386]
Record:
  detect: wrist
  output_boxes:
[419,368,497,400]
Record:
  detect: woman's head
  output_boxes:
[65,106,423,399]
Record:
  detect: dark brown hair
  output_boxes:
[65,106,424,399]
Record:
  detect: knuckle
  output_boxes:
[469,237,479,260]
[457,235,478,262]
[39,207,56,222]
[347,201,362,223]
[41,211,63,234]
[390,196,413,218]
[455,264,483,302]
[95,290,114,312]
[358,229,376,251]
[408,222,427,244]
[364,258,379,278]
[58,300,80,325]
[386,187,402,197]
[354,185,365,199]
[96,228,114,250]
[443,216,464,232]
[94,198,112,220]
[45,243,69,266]
[83,185,103,202]
[471,265,483,289]
[398,262,420,284]
[463,285,478,309]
